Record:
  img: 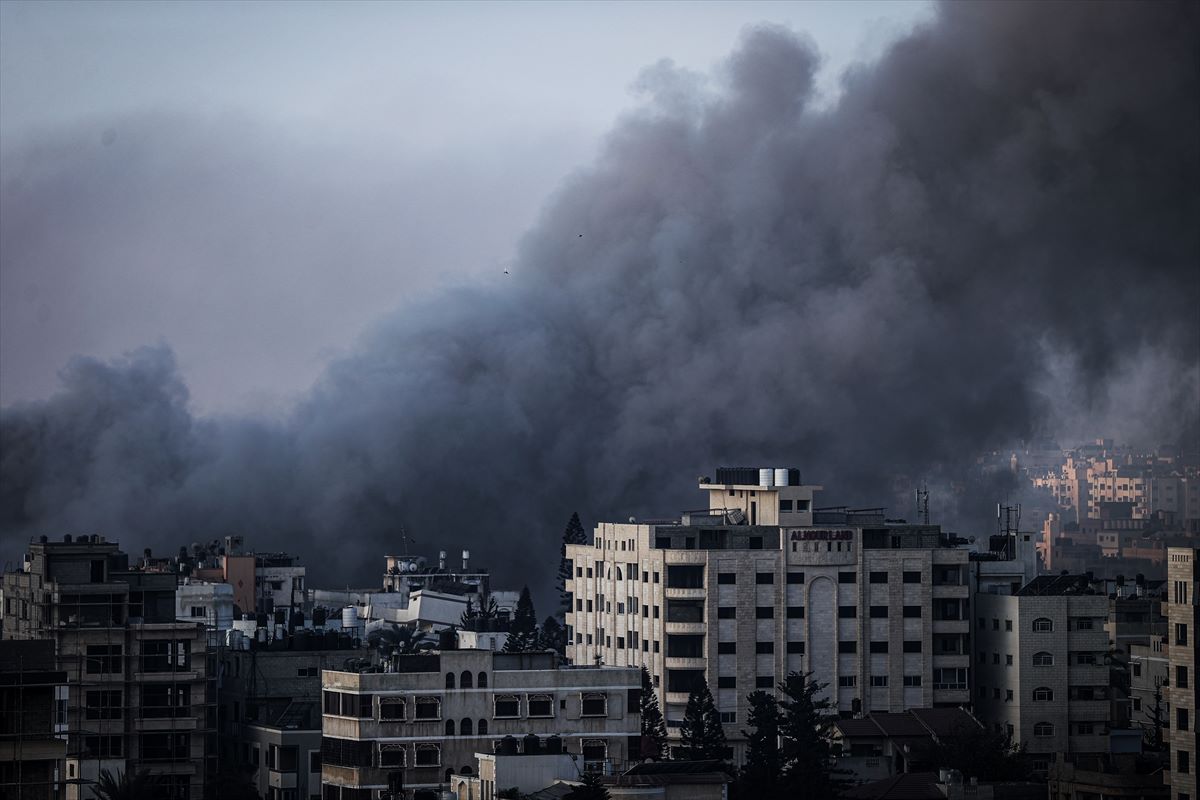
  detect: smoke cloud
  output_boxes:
[3,2,1197,600]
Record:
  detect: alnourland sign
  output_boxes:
[789,529,854,542]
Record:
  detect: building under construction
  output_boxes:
[2,535,214,800]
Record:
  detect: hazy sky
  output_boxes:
[0,0,933,414]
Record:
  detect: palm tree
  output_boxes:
[368,622,433,658]
[92,768,163,800]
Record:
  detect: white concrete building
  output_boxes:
[175,579,235,642]
[564,467,972,760]
[973,574,1112,770]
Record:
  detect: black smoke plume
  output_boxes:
[3,2,1198,599]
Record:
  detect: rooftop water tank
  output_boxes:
[342,606,359,633]
[774,468,789,487]
[523,734,541,755]
[759,468,774,487]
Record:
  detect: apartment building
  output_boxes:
[564,468,971,759]
[320,650,639,798]
[1165,547,1198,800]
[1032,451,1200,526]
[0,640,68,800]
[973,574,1112,769]
[1,535,211,800]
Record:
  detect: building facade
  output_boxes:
[1165,547,1198,800]
[0,640,68,800]
[565,468,971,760]
[320,650,639,798]
[2,536,211,800]
[973,575,1112,768]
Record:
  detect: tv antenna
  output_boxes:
[914,483,930,525]
[997,503,1021,537]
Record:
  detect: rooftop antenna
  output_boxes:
[398,526,416,557]
[997,502,1021,559]
[915,483,930,525]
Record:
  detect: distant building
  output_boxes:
[2,535,211,800]
[831,707,985,784]
[1165,547,1198,800]
[0,640,67,800]
[973,574,1112,770]
[320,650,639,797]
[566,467,972,761]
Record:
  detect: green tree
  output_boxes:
[539,614,566,655]
[639,666,668,760]
[737,690,783,797]
[558,512,587,619]
[203,764,259,800]
[680,675,727,760]
[565,771,611,800]
[368,623,431,657]
[778,672,845,798]
[92,769,163,800]
[919,721,1027,782]
[503,586,539,652]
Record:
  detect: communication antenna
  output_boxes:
[915,483,930,525]
[997,503,1021,537]
[398,526,417,557]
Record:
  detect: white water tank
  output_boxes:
[774,468,789,487]
[759,468,774,487]
[342,606,359,634]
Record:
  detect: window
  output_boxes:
[445,672,456,689]
[838,572,857,584]
[717,572,736,585]
[717,676,736,689]
[310,751,321,772]
[1033,687,1053,702]
[786,572,805,584]
[756,607,774,619]
[903,640,921,653]
[1075,653,1096,665]
[581,693,607,717]
[529,694,553,718]
[494,695,520,718]
[378,744,405,768]
[838,641,857,654]
[756,572,774,585]
[582,739,608,762]
[717,606,736,619]
[414,696,441,720]
[838,676,856,688]
[755,676,774,688]
[1006,654,1013,666]
[190,606,205,618]
[379,698,405,721]
[1033,651,1053,667]
[1033,722,1053,737]
[478,718,488,735]
[1177,666,1189,689]
[993,653,1000,665]
[870,606,888,618]
[1075,722,1094,735]
[869,571,888,583]
[903,606,921,618]
[903,571,921,584]
[756,641,774,654]
[83,736,123,759]
[786,641,805,654]
[666,565,704,588]
[1177,708,1189,731]
[1005,620,1013,631]
[86,645,123,674]
[444,719,456,736]
[1178,750,1190,774]
[1074,617,1094,630]
[1032,618,1053,633]
[717,641,736,654]
[838,606,856,619]
[85,690,122,720]
[868,641,887,654]
[786,606,804,619]
[142,685,188,718]
[870,676,887,687]
[992,619,999,630]
[903,675,921,687]
[297,666,318,678]
[140,733,189,761]
[414,743,441,767]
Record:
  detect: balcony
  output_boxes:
[664,621,707,635]
[135,716,199,732]
[664,657,707,670]
[133,670,200,683]
[932,620,969,635]
[665,691,692,705]
[269,769,298,790]
[663,587,706,600]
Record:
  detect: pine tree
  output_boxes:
[564,770,610,800]
[638,666,668,761]
[539,615,566,655]
[737,690,783,798]
[680,675,727,760]
[502,586,539,652]
[778,671,845,798]
[558,512,587,619]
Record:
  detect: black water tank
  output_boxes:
[500,736,519,756]
[274,608,286,625]
[523,734,540,755]
[544,735,563,755]
[313,608,327,626]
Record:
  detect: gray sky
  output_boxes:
[1,0,933,414]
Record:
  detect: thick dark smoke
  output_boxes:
[3,2,1198,601]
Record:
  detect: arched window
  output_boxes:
[477,672,488,688]
[1032,618,1053,633]
[1033,687,1053,702]
[460,766,474,775]
[461,670,473,689]
[616,567,623,580]
[478,718,488,735]
[1032,651,1054,667]
[460,718,472,736]
[445,719,455,736]
[446,672,456,689]
[1033,722,1054,737]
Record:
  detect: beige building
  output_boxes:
[320,650,639,798]
[564,467,971,761]
[973,574,1112,770]
[2,535,211,800]
[1165,547,1198,800]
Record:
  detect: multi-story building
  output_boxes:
[2,535,211,800]
[973,574,1112,770]
[320,650,639,798]
[0,640,68,800]
[565,467,972,760]
[1165,547,1198,800]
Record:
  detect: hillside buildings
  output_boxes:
[564,467,971,759]
[320,650,639,797]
